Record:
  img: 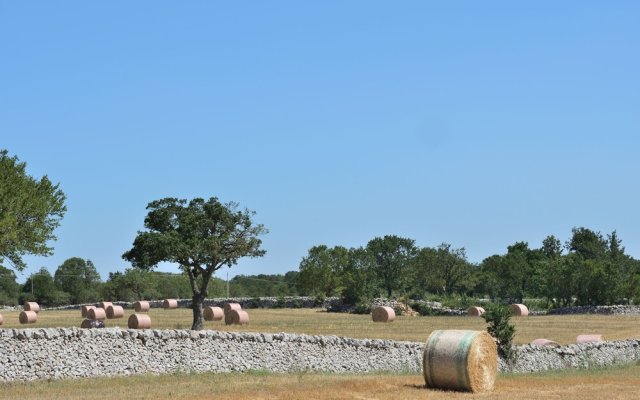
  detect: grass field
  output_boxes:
[1,364,639,400]
[1,308,638,344]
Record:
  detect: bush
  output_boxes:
[273,296,286,309]
[314,293,326,307]
[441,294,477,310]
[352,299,372,315]
[409,301,438,316]
[482,304,516,364]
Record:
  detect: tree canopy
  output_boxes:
[0,150,66,271]
[123,197,267,330]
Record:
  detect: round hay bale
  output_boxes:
[372,306,396,322]
[81,305,96,317]
[576,334,604,344]
[98,301,113,309]
[204,306,224,321]
[163,299,178,309]
[133,301,150,312]
[423,329,497,393]
[128,313,151,329]
[0,314,3,325]
[80,319,105,329]
[106,305,124,319]
[531,338,560,347]
[87,307,107,321]
[226,309,249,325]
[24,301,40,313]
[466,306,485,317]
[19,311,37,324]
[224,303,242,324]
[224,302,241,313]
[509,304,529,316]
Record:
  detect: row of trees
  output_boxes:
[0,258,301,307]
[296,230,640,307]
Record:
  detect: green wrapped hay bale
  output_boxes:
[423,329,497,393]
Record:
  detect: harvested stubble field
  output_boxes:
[1,308,638,344]
[0,364,639,400]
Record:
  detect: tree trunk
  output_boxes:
[191,293,205,330]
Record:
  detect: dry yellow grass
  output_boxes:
[0,364,639,400]
[1,308,637,345]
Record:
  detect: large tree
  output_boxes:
[122,197,267,330]
[0,150,66,271]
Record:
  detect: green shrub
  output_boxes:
[273,296,286,309]
[314,293,326,307]
[352,300,372,315]
[441,294,477,310]
[482,304,516,364]
[409,301,438,316]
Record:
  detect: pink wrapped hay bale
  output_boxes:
[531,338,560,347]
[128,313,151,329]
[204,306,224,321]
[81,305,96,317]
[24,301,40,313]
[133,301,150,312]
[87,307,107,321]
[467,306,485,317]
[98,301,113,309]
[19,310,37,324]
[372,306,396,322]
[577,334,604,344]
[106,305,124,319]
[163,299,178,309]
[226,309,249,325]
[224,303,242,324]
[509,304,529,316]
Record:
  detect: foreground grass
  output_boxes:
[1,364,639,400]
[1,308,638,344]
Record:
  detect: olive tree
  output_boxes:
[123,197,267,330]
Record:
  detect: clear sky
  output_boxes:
[2,2,639,283]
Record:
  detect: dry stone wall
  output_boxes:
[0,328,638,382]
[0,328,421,382]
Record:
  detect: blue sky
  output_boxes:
[2,2,639,283]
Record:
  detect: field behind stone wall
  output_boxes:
[1,308,638,345]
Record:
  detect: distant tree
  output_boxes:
[567,227,608,260]
[21,267,70,306]
[54,257,102,304]
[412,243,473,297]
[123,197,267,330]
[541,235,563,259]
[297,245,349,297]
[481,242,543,303]
[0,265,20,305]
[340,247,378,305]
[366,235,417,297]
[0,150,66,271]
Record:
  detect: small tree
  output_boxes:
[123,197,267,330]
[483,304,516,364]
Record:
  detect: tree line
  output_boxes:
[295,229,640,308]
